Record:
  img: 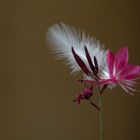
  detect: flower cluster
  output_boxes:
[74,87,93,105]
[47,23,140,108]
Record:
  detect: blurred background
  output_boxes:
[0,0,140,140]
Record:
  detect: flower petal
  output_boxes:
[120,64,140,79]
[106,50,115,78]
[115,47,128,73]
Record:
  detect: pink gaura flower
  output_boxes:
[100,47,140,94]
[84,47,140,94]
[86,47,140,94]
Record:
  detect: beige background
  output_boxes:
[0,0,140,140]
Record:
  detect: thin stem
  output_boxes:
[97,86,103,140]
[88,98,100,111]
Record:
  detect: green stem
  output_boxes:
[97,87,103,140]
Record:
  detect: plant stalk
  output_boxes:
[97,86,103,140]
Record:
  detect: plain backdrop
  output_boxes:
[0,0,140,140]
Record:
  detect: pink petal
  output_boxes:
[115,47,128,73]
[120,64,140,79]
[106,50,115,78]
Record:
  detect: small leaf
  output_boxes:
[71,47,91,75]
[94,56,98,74]
[84,46,95,74]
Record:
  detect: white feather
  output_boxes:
[47,23,106,74]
